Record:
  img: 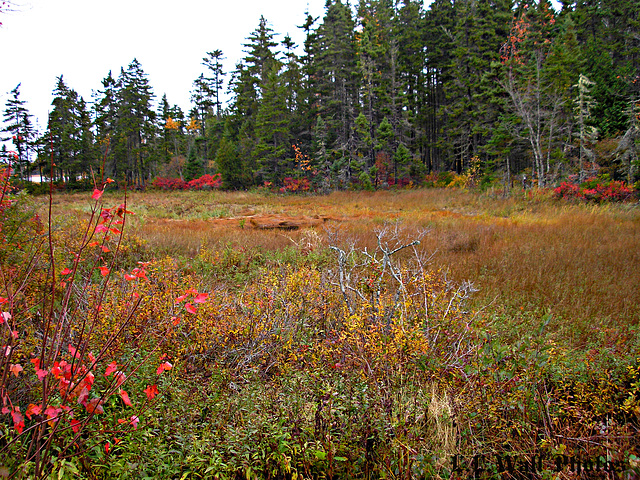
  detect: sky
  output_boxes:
[0,0,329,139]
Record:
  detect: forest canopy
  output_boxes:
[1,0,639,191]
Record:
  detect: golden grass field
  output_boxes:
[4,186,636,477]
[49,187,640,347]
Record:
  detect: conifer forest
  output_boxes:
[2,0,639,191]
[1,1,640,478]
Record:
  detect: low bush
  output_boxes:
[553,177,636,203]
[151,173,222,191]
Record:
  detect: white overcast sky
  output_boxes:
[0,0,329,137]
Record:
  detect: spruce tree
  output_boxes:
[116,59,156,186]
[1,83,36,180]
[45,76,93,182]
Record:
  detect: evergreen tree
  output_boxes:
[229,16,281,181]
[44,76,94,182]
[216,121,245,189]
[396,0,427,159]
[184,145,203,181]
[1,83,36,179]
[444,0,513,173]
[312,0,358,164]
[115,59,156,186]
[202,49,226,118]
[93,71,119,177]
[423,0,457,171]
[253,67,292,184]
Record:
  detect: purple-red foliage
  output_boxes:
[553,178,635,203]
[279,177,310,193]
[152,174,222,191]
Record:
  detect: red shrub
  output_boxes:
[151,174,222,191]
[553,179,635,203]
[279,177,310,193]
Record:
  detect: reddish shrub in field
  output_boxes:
[151,174,222,191]
[186,173,222,190]
[553,178,635,203]
[151,177,187,190]
[279,177,310,193]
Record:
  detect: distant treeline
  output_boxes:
[2,0,639,190]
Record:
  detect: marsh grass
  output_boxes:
[46,189,640,343]
[21,187,639,478]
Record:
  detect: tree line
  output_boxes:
[2,0,639,191]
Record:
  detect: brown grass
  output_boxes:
[46,188,640,345]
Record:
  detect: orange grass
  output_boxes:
[47,188,640,346]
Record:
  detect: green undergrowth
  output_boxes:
[2,187,639,479]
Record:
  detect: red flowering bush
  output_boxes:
[151,174,222,191]
[553,178,636,203]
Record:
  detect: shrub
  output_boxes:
[553,177,636,203]
[151,174,222,191]
[0,173,181,477]
[279,177,310,193]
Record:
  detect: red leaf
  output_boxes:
[71,418,81,433]
[36,368,48,381]
[114,371,126,386]
[25,403,42,420]
[143,384,159,400]
[104,361,118,377]
[92,188,103,200]
[118,389,132,407]
[156,362,172,375]
[0,296,6,304]
[85,398,104,414]
[44,405,62,425]
[124,273,136,281]
[175,294,188,304]
[60,268,72,275]
[101,245,110,253]
[98,266,110,277]
[11,408,24,434]
[76,387,90,406]
[9,363,22,377]
[129,415,139,429]
[185,303,197,314]
[95,224,108,233]
[194,293,209,304]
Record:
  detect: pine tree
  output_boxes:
[444,0,513,173]
[184,146,203,181]
[93,71,119,178]
[44,76,94,182]
[312,0,358,163]
[423,0,457,171]
[229,16,281,182]
[216,121,245,189]
[396,0,427,160]
[116,59,156,186]
[1,83,36,179]
[202,49,226,118]
[253,67,292,184]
